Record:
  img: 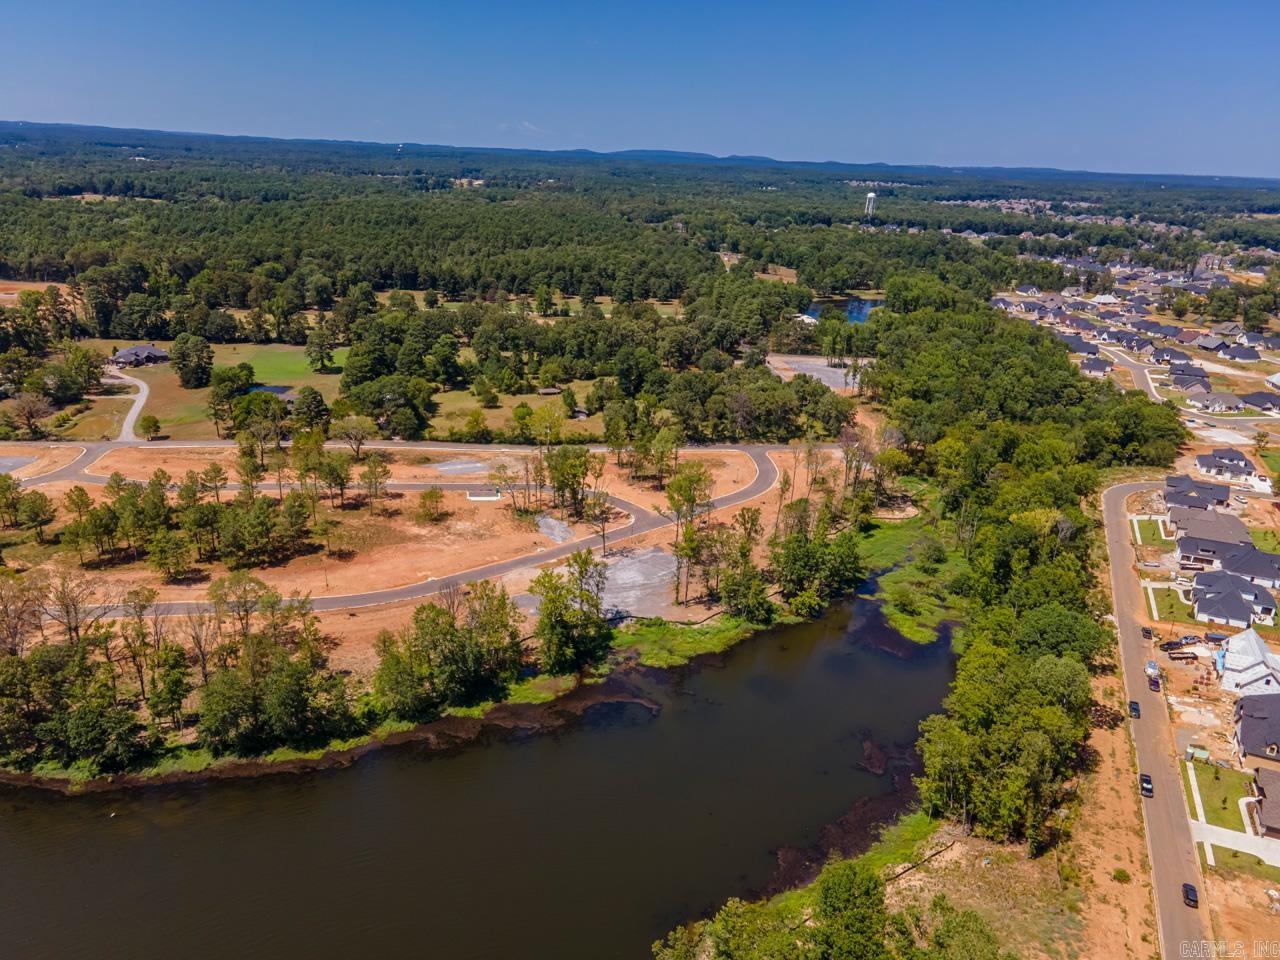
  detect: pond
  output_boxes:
[0,598,952,960]
[806,296,883,324]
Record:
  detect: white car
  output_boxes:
[1234,495,1248,504]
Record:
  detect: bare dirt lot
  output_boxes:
[0,443,84,480]
[28,490,596,606]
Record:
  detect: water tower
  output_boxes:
[864,192,877,216]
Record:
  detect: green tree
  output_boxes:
[170,333,214,388]
[360,453,390,515]
[137,413,161,440]
[17,491,55,543]
[531,549,611,673]
[147,528,193,581]
[416,487,446,523]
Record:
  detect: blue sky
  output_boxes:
[2,0,1277,177]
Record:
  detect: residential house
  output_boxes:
[1192,571,1276,628]
[1219,344,1261,363]
[1079,357,1112,378]
[1235,694,1280,774]
[1193,334,1227,352]
[1251,767,1280,839]
[1219,627,1280,695]
[1175,328,1204,346]
[1195,448,1273,493]
[1212,321,1245,338]
[1165,506,1250,544]
[1057,333,1098,356]
[1165,475,1230,511]
[1238,331,1267,348]
[1016,284,1041,297]
[110,344,169,367]
[1240,391,1280,413]
[1152,347,1190,365]
[1187,392,1243,413]
[1092,293,1121,306]
[1170,375,1210,395]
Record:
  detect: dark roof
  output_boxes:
[1165,475,1230,508]
[1236,693,1280,758]
[1192,570,1275,625]
[111,344,169,362]
[1240,391,1280,410]
[1221,345,1261,361]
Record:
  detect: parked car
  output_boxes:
[1182,883,1198,908]
[1141,627,1154,640]
[1235,495,1248,505]
[1159,640,1184,652]
[1139,774,1154,798]
[1178,634,1202,644]
[1149,676,1161,691]
[1144,660,1160,678]
[1140,561,1161,568]
[1129,700,1141,719]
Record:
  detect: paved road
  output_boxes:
[1101,481,1206,956]
[17,438,781,615]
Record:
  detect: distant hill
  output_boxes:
[1,119,1277,190]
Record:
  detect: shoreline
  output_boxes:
[0,590,948,797]
[0,671,663,796]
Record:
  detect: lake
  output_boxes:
[0,598,951,960]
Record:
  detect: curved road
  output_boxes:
[18,439,781,614]
[104,370,150,442]
[1102,481,1205,955]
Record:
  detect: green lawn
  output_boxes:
[1251,527,1280,552]
[1206,845,1280,884]
[1148,587,1197,624]
[1195,765,1254,831]
[1135,518,1174,548]
[429,379,604,438]
[1181,761,1197,818]
[82,341,348,439]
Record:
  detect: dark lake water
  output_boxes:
[0,599,951,960]
[806,297,882,324]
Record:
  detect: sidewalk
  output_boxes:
[1185,761,1280,867]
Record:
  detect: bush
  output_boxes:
[1112,868,1131,884]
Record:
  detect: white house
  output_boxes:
[1219,628,1280,695]
[1195,448,1273,494]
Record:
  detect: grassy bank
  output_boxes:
[861,483,966,644]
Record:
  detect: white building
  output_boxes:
[1220,628,1280,695]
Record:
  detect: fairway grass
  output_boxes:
[80,340,347,439]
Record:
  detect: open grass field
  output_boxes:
[59,396,133,440]
[78,341,348,439]
[429,379,604,437]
